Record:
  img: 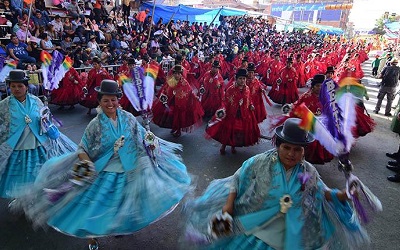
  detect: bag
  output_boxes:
[390,108,400,134]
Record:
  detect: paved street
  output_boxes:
[1,56,400,250]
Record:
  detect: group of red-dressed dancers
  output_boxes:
[49,40,375,164]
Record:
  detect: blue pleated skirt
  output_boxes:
[47,168,187,238]
[48,172,127,237]
[209,235,274,250]
[0,146,47,198]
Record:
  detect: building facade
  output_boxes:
[265,0,353,30]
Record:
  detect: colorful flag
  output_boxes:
[0,60,18,83]
[40,50,52,66]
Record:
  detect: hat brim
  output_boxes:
[94,86,122,96]
[6,76,30,83]
[275,126,314,146]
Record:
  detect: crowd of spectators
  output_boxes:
[0,0,365,79]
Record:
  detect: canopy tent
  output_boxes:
[140,3,246,25]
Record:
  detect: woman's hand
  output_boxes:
[222,192,237,216]
[222,203,234,216]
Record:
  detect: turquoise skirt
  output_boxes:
[209,235,274,250]
[0,146,47,198]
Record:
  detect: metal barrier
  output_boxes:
[160,59,175,74]
[75,64,122,75]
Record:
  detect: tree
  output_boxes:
[373,12,398,35]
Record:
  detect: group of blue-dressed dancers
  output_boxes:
[1,69,374,249]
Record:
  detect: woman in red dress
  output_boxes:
[50,59,84,109]
[206,69,260,155]
[80,57,113,115]
[292,74,334,164]
[152,65,204,137]
[247,62,267,123]
[198,60,225,117]
[268,57,299,105]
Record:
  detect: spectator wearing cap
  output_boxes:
[268,57,299,105]
[374,58,400,116]
[198,60,224,117]
[100,46,111,64]
[6,34,36,69]
[152,65,204,137]
[136,8,149,33]
[87,35,101,57]
[206,68,260,155]
[247,62,268,123]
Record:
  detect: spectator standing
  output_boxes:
[371,55,380,77]
[122,0,131,24]
[136,8,149,33]
[374,58,400,116]
[6,34,36,69]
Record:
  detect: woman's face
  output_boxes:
[173,71,182,81]
[278,142,304,170]
[311,83,321,96]
[99,94,119,118]
[10,82,27,101]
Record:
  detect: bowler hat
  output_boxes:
[326,66,335,74]
[95,80,122,97]
[391,58,398,64]
[275,118,314,146]
[287,57,293,63]
[242,56,248,62]
[236,68,247,78]
[247,62,255,72]
[212,60,221,68]
[173,65,184,73]
[6,69,30,84]
[92,56,101,64]
[311,74,325,87]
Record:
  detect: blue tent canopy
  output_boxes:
[140,3,246,25]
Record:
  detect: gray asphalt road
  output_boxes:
[1,56,399,250]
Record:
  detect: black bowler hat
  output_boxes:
[326,66,335,74]
[275,118,314,146]
[95,80,122,97]
[247,62,255,72]
[311,74,325,87]
[287,57,293,63]
[212,60,221,68]
[236,68,248,77]
[242,56,248,62]
[6,69,30,84]
[173,64,184,73]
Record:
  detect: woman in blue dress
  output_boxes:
[184,118,371,249]
[0,70,76,199]
[12,80,192,249]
